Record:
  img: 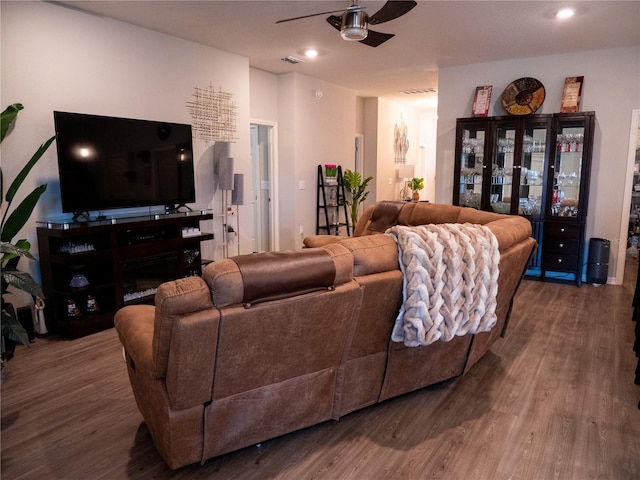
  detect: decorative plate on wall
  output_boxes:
[501,77,546,115]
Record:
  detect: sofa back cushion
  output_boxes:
[337,235,399,277]
[354,201,533,254]
[233,249,335,305]
[203,243,353,308]
[400,202,462,225]
[354,201,405,236]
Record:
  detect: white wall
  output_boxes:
[1,1,251,277]
[277,72,357,249]
[361,97,428,205]
[436,46,640,284]
[250,68,279,123]
[419,107,438,202]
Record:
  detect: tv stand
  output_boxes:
[165,203,192,215]
[37,210,214,339]
[72,211,92,223]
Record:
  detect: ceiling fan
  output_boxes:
[276,1,418,48]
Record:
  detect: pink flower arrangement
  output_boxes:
[324,164,337,177]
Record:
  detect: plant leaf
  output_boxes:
[1,308,30,346]
[1,241,35,263]
[2,267,45,298]
[1,184,47,243]
[5,135,55,205]
[0,103,24,142]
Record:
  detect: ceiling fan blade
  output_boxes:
[326,15,343,31]
[276,5,364,24]
[276,9,347,24]
[368,1,417,25]
[359,30,395,47]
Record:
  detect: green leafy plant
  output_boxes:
[1,103,54,348]
[409,177,424,193]
[342,169,373,228]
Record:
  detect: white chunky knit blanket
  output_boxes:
[386,224,500,347]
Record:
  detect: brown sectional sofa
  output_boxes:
[115,201,536,469]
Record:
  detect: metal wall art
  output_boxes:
[187,84,238,143]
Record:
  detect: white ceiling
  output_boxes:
[53,1,640,102]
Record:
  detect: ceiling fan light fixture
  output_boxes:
[340,10,368,41]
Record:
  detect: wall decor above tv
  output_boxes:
[53,111,196,220]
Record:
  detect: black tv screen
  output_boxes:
[54,111,195,215]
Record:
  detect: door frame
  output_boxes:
[618,109,640,283]
[250,119,279,252]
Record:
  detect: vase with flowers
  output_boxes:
[324,164,337,184]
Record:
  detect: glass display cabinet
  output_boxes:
[454,115,552,216]
[454,112,595,285]
[541,112,595,286]
[453,118,490,211]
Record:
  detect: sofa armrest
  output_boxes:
[483,216,533,252]
[166,309,219,410]
[152,277,214,377]
[115,305,156,376]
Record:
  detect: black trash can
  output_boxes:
[587,238,610,285]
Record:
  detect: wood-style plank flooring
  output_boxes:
[2,265,639,479]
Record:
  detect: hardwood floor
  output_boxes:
[2,266,639,479]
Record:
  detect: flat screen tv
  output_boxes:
[54,111,195,218]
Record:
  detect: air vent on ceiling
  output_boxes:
[400,88,437,95]
[281,56,304,64]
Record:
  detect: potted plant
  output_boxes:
[324,164,338,184]
[342,169,373,228]
[409,177,424,201]
[1,103,55,357]
[225,224,236,244]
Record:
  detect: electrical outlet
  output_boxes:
[299,180,305,190]
[388,177,392,185]
[299,225,304,235]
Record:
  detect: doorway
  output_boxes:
[620,109,640,282]
[250,122,278,252]
[354,134,363,173]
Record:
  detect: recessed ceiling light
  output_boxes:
[556,8,575,19]
[304,49,319,58]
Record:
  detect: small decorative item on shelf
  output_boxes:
[226,224,236,244]
[66,299,81,317]
[69,274,89,288]
[85,294,99,313]
[409,177,424,201]
[184,249,199,266]
[324,164,338,184]
[59,242,96,255]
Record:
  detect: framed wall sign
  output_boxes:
[560,76,584,113]
[472,85,492,117]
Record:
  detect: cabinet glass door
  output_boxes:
[551,125,585,218]
[491,125,515,214]
[518,123,548,218]
[457,125,485,209]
